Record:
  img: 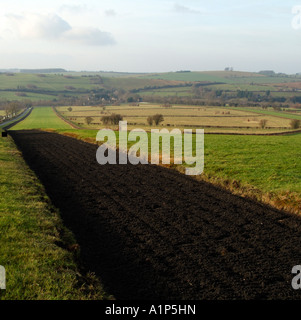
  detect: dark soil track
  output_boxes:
[10,130,301,300]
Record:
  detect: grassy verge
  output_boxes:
[0,135,111,300]
[12,107,72,130]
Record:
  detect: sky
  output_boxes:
[0,0,301,73]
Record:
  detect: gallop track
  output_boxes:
[10,130,301,300]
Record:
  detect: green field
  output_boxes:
[0,72,188,101]
[0,73,98,102]
[232,107,301,121]
[0,135,108,300]
[12,107,72,130]
[102,77,187,91]
[141,71,301,84]
[139,87,193,97]
[0,73,93,91]
[0,91,59,101]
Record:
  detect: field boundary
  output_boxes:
[173,166,301,215]
[203,129,301,136]
[52,107,82,129]
[231,107,301,121]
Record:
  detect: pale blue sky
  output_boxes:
[0,0,300,73]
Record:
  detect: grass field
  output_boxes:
[0,73,93,91]
[232,107,301,121]
[0,73,97,102]
[102,77,187,91]
[140,71,301,84]
[12,107,72,130]
[0,91,59,101]
[0,135,109,300]
[57,104,294,132]
[139,87,193,97]
[0,73,189,101]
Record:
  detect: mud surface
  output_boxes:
[9,130,301,300]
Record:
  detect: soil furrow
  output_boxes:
[9,130,301,300]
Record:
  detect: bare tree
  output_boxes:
[5,106,10,118]
[147,116,153,126]
[259,119,268,129]
[101,116,110,125]
[152,114,164,125]
[110,114,123,125]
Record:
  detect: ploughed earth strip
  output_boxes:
[9,130,301,300]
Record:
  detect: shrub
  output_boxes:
[147,116,153,126]
[85,116,93,125]
[259,119,268,129]
[101,114,123,125]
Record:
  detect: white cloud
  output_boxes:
[3,12,115,46]
[173,3,201,14]
[5,13,71,39]
[64,27,116,46]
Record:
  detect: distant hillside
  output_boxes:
[0,68,67,74]
[20,68,67,74]
[139,70,301,84]
[0,69,19,73]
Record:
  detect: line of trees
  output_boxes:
[147,114,164,126]
[101,113,123,125]
[258,119,300,129]
[0,101,32,121]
